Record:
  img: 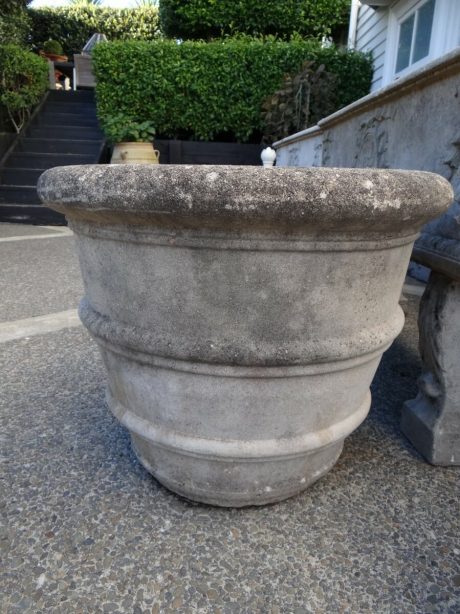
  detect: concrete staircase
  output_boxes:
[0,90,106,225]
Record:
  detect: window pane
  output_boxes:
[413,0,435,63]
[396,13,415,73]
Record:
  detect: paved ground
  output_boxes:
[0,223,459,614]
[0,225,80,323]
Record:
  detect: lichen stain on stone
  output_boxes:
[37,165,453,236]
[205,171,219,183]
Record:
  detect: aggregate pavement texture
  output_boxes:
[1,224,459,613]
[0,225,82,323]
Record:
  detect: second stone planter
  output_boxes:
[38,165,452,506]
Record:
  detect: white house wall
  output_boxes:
[355,4,389,91]
[356,0,460,92]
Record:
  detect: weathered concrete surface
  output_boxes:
[270,125,323,168]
[274,49,460,270]
[274,48,460,467]
[38,165,452,506]
[1,299,459,612]
[274,48,460,184]
[1,225,459,612]
[403,150,460,464]
[37,164,450,233]
[402,272,460,465]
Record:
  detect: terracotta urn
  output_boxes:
[111,142,160,165]
[37,166,452,506]
[40,51,69,63]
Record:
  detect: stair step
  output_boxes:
[43,102,98,114]
[0,203,65,225]
[0,168,45,185]
[0,89,102,226]
[5,152,98,169]
[17,138,102,155]
[38,107,98,116]
[45,97,96,106]
[28,126,104,140]
[0,185,39,204]
[36,114,100,128]
[48,89,95,103]
[40,111,98,123]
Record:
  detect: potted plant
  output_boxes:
[40,39,68,63]
[102,113,159,164]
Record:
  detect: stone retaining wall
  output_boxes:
[274,47,459,217]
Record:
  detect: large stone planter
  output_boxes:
[38,166,452,506]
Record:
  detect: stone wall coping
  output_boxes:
[38,165,453,235]
[273,46,460,149]
[272,125,322,149]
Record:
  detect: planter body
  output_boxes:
[38,166,452,506]
[111,142,160,165]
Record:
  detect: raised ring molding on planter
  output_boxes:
[78,298,403,368]
[37,165,453,506]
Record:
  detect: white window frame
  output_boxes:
[382,0,460,87]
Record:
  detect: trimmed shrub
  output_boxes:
[43,39,64,55]
[93,39,372,143]
[0,44,48,133]
[159,0,350,41]
[29,5,160,56]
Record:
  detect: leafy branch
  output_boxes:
[262,61,337,143]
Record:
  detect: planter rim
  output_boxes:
[113,142,155,146]
[37,164,453,233]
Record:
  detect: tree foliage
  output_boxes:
[29,5,160,56]
[0,0,32,46]
[159,0,350,41]
[0,44,48,133]
[68,0,104,5]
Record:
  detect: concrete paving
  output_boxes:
[0,225,82,323]
[0,223,459,613]
[0,224,67,239]
[0,309,80,344]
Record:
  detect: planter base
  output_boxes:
[105,370,371,506]
[132,437,344,507]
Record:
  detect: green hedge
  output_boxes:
[93,39,372,143]
[159,0,350,40]
[0,0,31,46]
[29,5,160,56]
[0,44,48,133]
